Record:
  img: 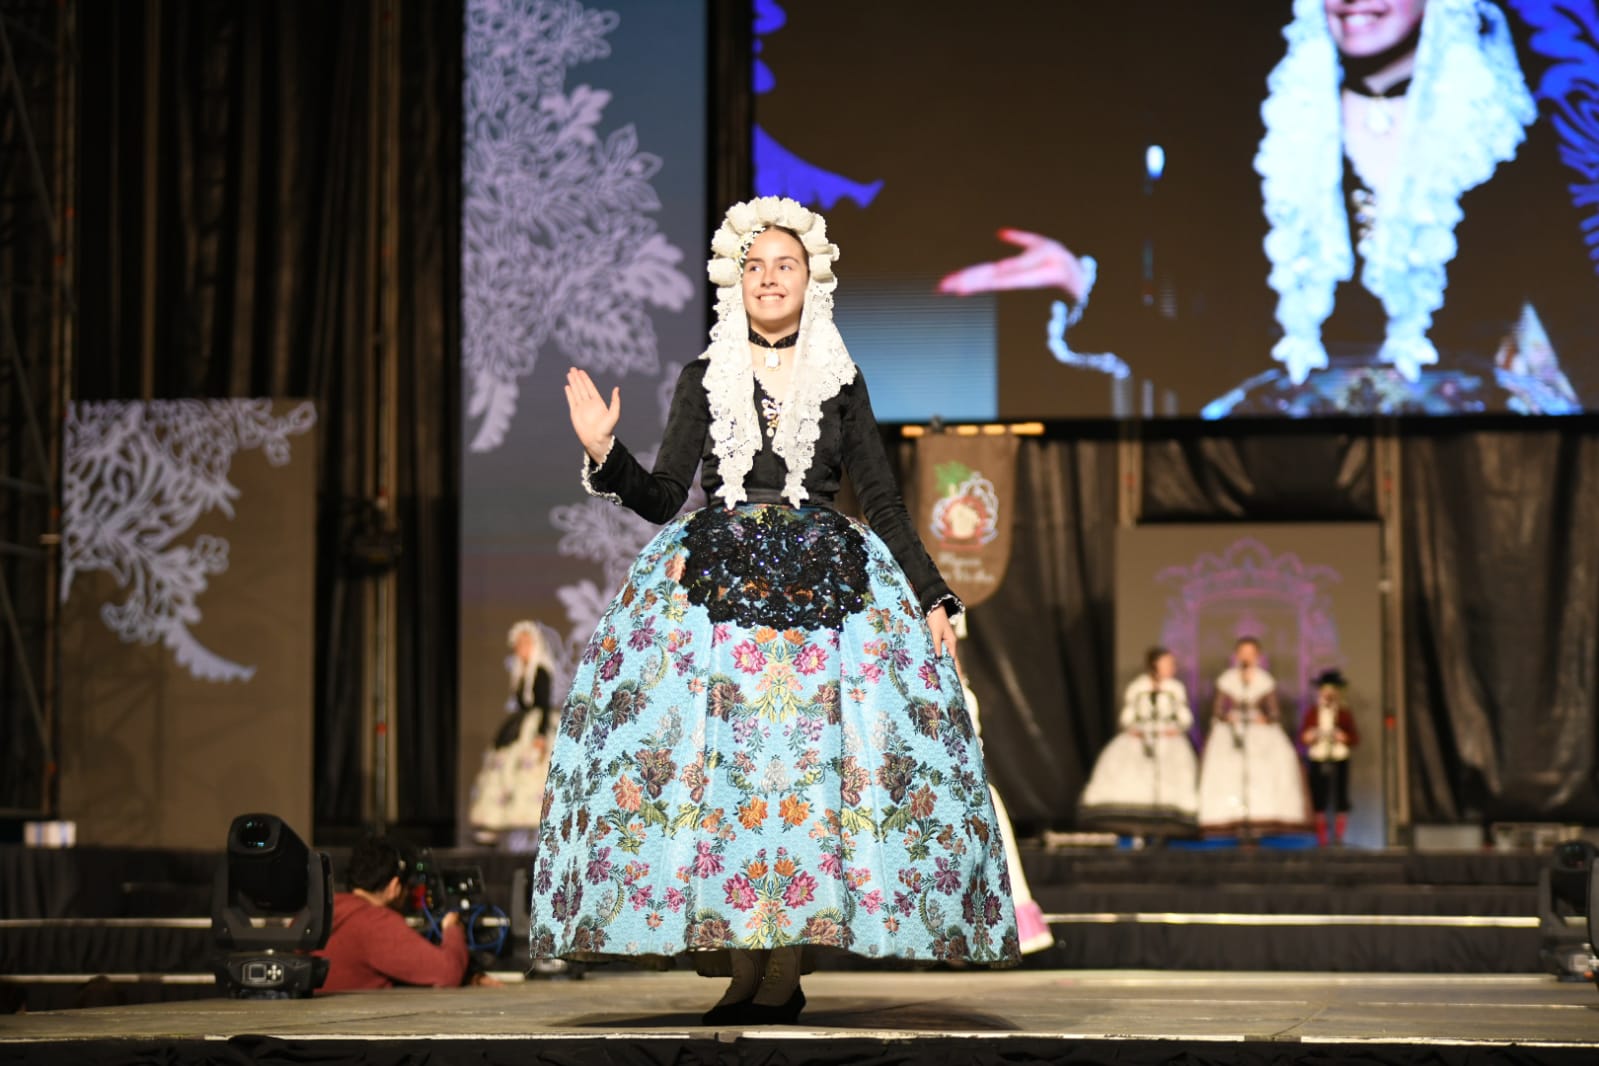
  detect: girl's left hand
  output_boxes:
[927,605,961,674]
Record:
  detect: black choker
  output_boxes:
[1344,76,1411,99]
[747,328,799,349]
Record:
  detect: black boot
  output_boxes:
[701,996,756,1026]
[738,986,806,1025]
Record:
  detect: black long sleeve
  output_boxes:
[496,666,555,747]
[841,373,960,616]
[531,668,553,736]
[578,360,959,616]
[582,362,709,523]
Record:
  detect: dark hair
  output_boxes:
[346,833,407,893]
[1234,635,1261,650]
[1314,668,1348,688]
[745,225,808,269]
[1145,646,1171,673]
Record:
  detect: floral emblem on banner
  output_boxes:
[61,400,317,683]
[928,461,1000,551]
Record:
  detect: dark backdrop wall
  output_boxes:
[944,423,1599,835]
[75,0,461,841]
[59,0,1599,841]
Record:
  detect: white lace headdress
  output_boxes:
[1256,0,1537,383]
[701,196,856,508]
[506,619,555,698]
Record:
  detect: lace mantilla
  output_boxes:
[771,282,857,505]
[701,197,855,508]
[702,287,763,507]
[1257,0,1536,383]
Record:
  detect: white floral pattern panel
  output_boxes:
[61,399,317,683]
[462,0,694,454]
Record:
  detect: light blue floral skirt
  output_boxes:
[528,504,1019,966]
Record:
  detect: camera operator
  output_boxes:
[316,833,490,991]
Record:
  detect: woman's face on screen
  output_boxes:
[1155,653,1177,680]
[1324,0,1427,60]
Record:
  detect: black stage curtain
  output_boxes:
[926,424,1599,831]
[75,1,461,839]
[1403,428,1599,823]
[1140,423,1378,521]
[957,438,1120,832]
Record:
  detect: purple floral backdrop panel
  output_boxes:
[1115,525,1383,846]
[458,0,708,844]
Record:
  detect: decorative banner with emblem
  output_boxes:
[913,433,1019,608]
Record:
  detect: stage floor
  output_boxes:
[3,971,1597,1055]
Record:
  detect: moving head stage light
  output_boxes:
[1538,840,1599,987]
[211,813,333,998]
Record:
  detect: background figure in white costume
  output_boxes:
[963,677,1054,955]
[1077,647,1199,838]
[1196,637,1310,838]
[468,620,559,845]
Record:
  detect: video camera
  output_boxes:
[394,845,510,959]
[402,846,488,919]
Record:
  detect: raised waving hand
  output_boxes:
[565,367,621,463]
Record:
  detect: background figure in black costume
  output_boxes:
[468,620,559,844]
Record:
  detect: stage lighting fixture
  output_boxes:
[211,813,333,998]
[1537,840,1599,987]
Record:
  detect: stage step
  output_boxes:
[0,844,1562,991]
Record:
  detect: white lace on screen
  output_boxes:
[1257,0,1537,383]
[701,196,855,509]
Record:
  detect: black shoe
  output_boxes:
[701,996,754,1026]
[739,986,806,1025]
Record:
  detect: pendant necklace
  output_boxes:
[1346,76,1411,138]
[748,327,798,370]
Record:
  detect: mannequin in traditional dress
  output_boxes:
[467,620,558,844]
[1196,637,1310,837]
[1300,668,1360,846]
[1077,647,1199,837]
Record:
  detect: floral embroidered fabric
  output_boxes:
[529,504,1017,966]
[678,506,869,632]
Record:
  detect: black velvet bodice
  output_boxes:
[585,360,957,615]
[494,666,553,748]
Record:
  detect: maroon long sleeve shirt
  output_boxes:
[314,892,469,992]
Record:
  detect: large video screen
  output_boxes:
[753,0,1599,420]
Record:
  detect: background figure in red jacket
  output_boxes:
[1300,669,1360,846]
[314,834,470,992]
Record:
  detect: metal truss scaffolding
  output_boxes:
[0,0,74,817]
